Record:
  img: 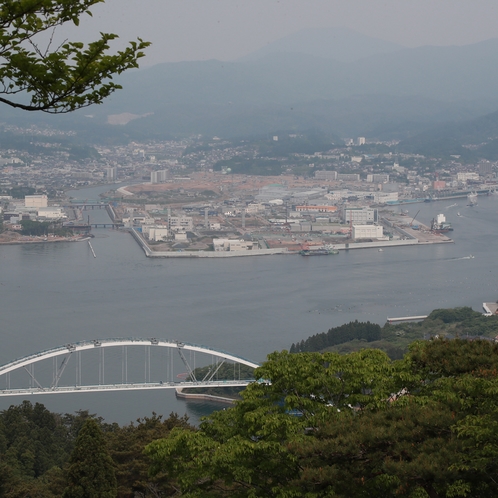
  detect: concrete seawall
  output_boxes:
[106,203,117,221]
[334,239,418,250]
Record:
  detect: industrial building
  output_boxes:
[337,173,361,182]
[213,239,258,251]
[25,195,48,208]
[168,216,193,232]
[343,207,377,224]
[143,225,169,242]
[372,192,398,203]
[37,207,67,219]
[295,205,338,214]
[352,225,384,239]
[457,172,479,182]
[314,170,338,181]
[366,174,389,183]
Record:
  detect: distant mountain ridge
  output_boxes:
[90,36,498,118]
[99,36,498,111]
[398,109,498,159]
[5,28,498,142]
[238,27,405,62]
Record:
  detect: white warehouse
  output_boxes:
[37,207,67,219]
[352,225,384,239]
[213,239,258,251]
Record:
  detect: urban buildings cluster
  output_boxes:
[1,125,497,251]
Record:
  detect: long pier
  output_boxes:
[387,315,428,323]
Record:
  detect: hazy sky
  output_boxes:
[65,0,498,66]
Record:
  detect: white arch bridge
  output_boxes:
[0,338,260,396]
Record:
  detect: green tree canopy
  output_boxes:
[146,340,498,497]
[0,0,149,113]
[63,418,117,498]
[106,412,191,497]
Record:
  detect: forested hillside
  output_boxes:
[291,307,498,359]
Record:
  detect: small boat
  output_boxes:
[467,192,477,206]
[457,212,461,217]
[378,248,383,252]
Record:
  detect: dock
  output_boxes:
[387,315,428,323]
[88,241,96,258]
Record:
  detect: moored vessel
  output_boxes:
[467,192,478,206]
[431,213,453,233]
[299,248,339,256]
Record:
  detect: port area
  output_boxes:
[129,210,453,257]
[381,214,454,245]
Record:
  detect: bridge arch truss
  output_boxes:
[0,338,259,396]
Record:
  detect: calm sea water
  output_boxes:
[1,184,497,424]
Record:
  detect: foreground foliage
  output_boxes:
[146,339,498,497]
[63,418,116,498]
[0,406,190,497]
[0,0,149,113]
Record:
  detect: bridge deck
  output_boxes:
[0,379,253,396]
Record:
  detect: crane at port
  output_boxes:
[410,210,420,227]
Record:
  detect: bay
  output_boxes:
[0,184,497,424]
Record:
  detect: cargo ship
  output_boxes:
[300,248,339,256]
[431,213,453,233]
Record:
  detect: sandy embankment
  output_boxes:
[0,232,87,245]
[116,186,134,197]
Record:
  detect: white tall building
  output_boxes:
[343,207,377,224]
[106,167,117,181]
[150,170,169,184]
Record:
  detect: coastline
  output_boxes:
[129,225,453,258]
[0,235,89,245]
